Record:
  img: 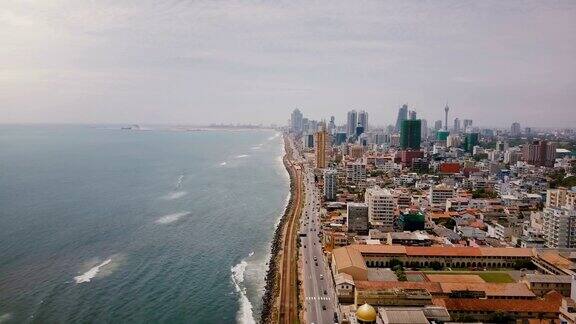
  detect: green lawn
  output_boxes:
[422,271,514,283]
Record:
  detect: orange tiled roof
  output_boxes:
[349,245,534,258]
[355,281,443,294]
[439,282,535,297]
[433,291,562,313]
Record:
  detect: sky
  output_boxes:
[1,0,575,127]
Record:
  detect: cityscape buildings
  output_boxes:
[288,107,575,324]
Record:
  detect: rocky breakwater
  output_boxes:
[260,135,297,324]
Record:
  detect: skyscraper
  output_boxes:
[395,104,408,132]
[346,110,358,137]
[315,124,328,169]
[290,109,303,134]
[463,119,473,131]
[421,119,428,140]
[328,116,336,134]
[434,120,442,131]
[358,110,369,132]
[409,110,417,120]
[400,119,422,150]
[511,122,521,137]
[453,118,461,132]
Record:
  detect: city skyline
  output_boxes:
[1,1,575,127]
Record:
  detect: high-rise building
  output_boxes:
[328,116,336,134]
[453,118,461,132]
[434,120,442,131]
[395,104,408,132]
[346,203,369,234]
[400,119,422,150]
[543,207,576,248]
[522,140,557,167]
[511,122,521,137]
[346,161,366,187]
[429,184,455,210]
[464,132,479,153]
[409,110,417,120]
[290,109,303,134]
[358,110,369,132]
[355,124,365,137]
[346,110,358,137]
[315,125,328,169]
[324,169,337,201]
[420,119,428,140]
[463,119,473,131]
[365,187,396,231]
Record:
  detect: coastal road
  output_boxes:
[298,150,338,324]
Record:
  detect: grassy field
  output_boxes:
[422,271,514,283]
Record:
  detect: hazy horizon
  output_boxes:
[1,1,575,127]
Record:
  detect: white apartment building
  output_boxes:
[365,187,396,231]
[543,207,576,248]
[323,169,337,201]
[547,188,576,208]
[429,184,455,210]
[346,161,367,188]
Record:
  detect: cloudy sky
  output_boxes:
[1,1,575,127]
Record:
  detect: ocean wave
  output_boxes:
[161,191,187,200]
[155,212,190,224]
[250,146,261,150]
[220,162,227,166]
[74,259,112,284]
[236,154,249,158]
[231,257,256,324]
[267,133,280,141]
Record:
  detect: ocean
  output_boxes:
[0,125,289,323]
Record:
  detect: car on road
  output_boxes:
[322,305,326,310]
[313,256,317,261]
[324,290,327,295]
[315,262,318,266]
[320,274,324,280]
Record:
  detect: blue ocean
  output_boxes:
[0,125,289,323]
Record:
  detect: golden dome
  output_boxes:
[356,303,377,322]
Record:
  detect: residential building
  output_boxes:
[324,169,337,201]
[365,187,396,231]
[347,203,369,234]
[429,184,455,210]
[542,206,576,248]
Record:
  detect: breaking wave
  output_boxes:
[231,256,256,324]
[74,259,112,284]
[155,212,191,224]
[162,191,187,200]
[236,154,249,158]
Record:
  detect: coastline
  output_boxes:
[260,134,297,323]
